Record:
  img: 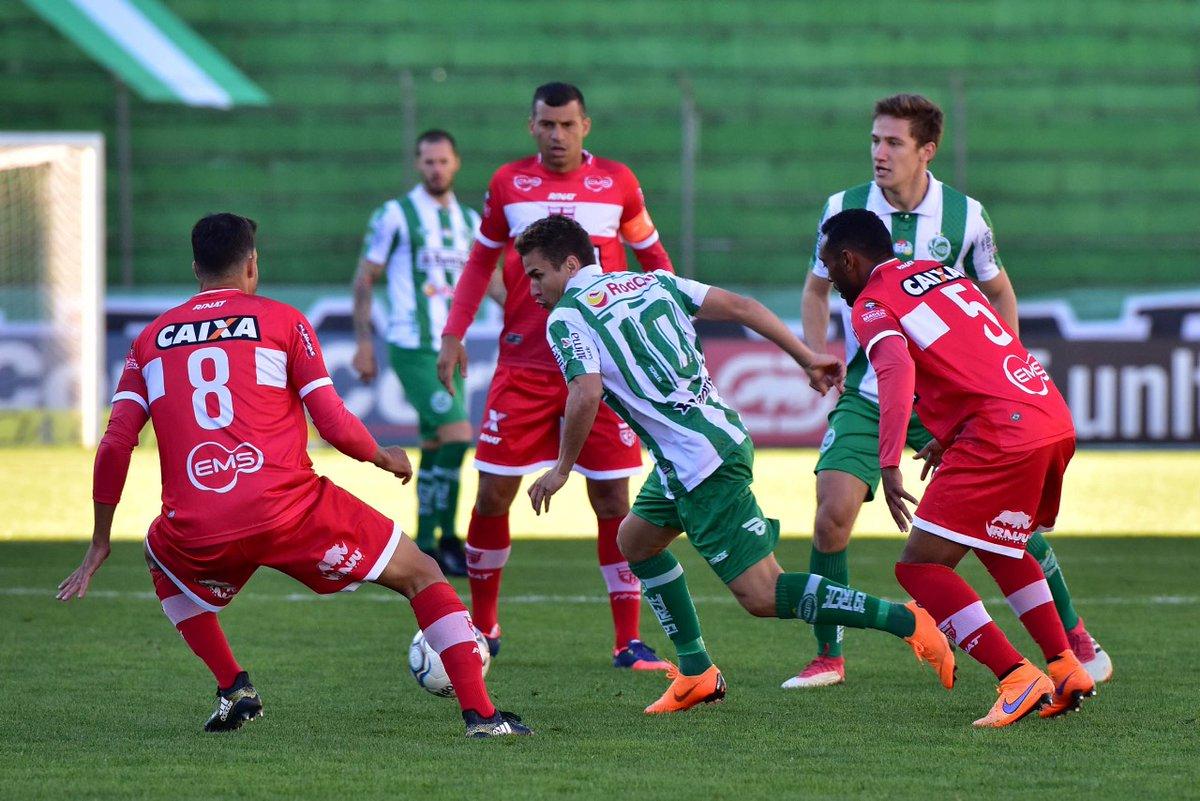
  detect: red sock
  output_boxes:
[464,511,510,634]
[597,516,641,649]
[976,550,1071,660]
[151,568,241,688]
[411,582,495,718]
[895,562,1024,679]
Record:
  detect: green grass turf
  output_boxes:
[2,538,1197,800]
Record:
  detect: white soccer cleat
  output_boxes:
[1066,618,1113,683]
[781,655,845,689]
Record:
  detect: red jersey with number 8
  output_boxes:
[849,259,1074,452]
[112,288,331,546]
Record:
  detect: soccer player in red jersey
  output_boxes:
[57,214,530,738]
[818,208,1097,728]
[436,83,672,669]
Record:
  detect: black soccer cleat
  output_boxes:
[437,537,469,578]
[463,709,533,739]
[204,671,263,733]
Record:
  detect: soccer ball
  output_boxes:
[408,627,491,697]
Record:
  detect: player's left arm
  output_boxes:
[59,346,151,601]
[529,313,604,514]
[695,283,844,395]
[619,167,674,273]
[969,204,1019,335]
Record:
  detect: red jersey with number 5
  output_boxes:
[112,288,331,546]
[849,259,1073,452]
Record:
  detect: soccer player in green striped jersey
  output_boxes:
[795,94,1111,689]
[352,130,480,576]
[516,214,957,715]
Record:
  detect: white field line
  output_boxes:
[3,586,1197,607]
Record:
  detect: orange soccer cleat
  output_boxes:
[903,601,956,690]
[973,659,1054,728]
[644,664,726,714]
[1040,649,1097,718]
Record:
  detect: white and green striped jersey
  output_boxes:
[810,172,1003,403]
[547,265,748,496]
[361,185,481,350]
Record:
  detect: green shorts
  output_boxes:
[630,439,780,585]
[814,391,933,502]
[388,346,467,442]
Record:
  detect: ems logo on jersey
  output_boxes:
[584,175,613,193]
[186,441,264,494]
[893,239,915,258]
[513,175,542,192]
[157,316,260,350]
[928,234,952,262]
[585,289,609,308]
[1003,353,1051,396]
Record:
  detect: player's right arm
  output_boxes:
[438,174,507,393]
[801,198,836,351]
[353,204,399,383]
[59,345,151,601]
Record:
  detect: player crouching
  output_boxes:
[57,213,530,739]
[517,215,956,715]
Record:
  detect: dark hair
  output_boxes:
[514,215,596,268]
[532,82,586,115]
[191,213,257,278]
[820,209,894,263]
[873,93,944,147]
[415,128,458,155]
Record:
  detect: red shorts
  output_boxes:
[146,477,401,611]
[473,364,642,478]
[912,437,1075,558]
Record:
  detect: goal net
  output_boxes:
[0,133,105,447]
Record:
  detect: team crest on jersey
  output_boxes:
[584,175,613,193]
[156,316,260,350]
[893,239,914,258]
[585,290,609,308]
[618,423,636,447]
[513,175,542,192]
[546,206,576,219]
[901,265,966,296]
[928,234,952,262]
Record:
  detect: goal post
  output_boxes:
[0,132,105,447]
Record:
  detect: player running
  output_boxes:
[819,208,1097,727]
[794,93,1110,689]
[518,215,955,715]
[57,214,531,739]
[353,129,479,577]
[437,82,672,670]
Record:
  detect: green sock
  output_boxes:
[629,550,712,676]
[1026,531,1080,630]
[775,572,915,638]
[433,442,469,544]
[414,447,439,552]
[809,546,848,657]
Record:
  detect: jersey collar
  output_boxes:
[868,258,905,279]
[534,149,595,175]
[868,171,942,217]
[565,263,603,292]
[192,287,244,298]
[410,182,456,209]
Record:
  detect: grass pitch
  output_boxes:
[2,537,1198,800]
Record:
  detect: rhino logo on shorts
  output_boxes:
[986,510,1034,545]
[318,542,364,581]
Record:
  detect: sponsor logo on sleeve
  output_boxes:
[123,348,139,371]
[156,316,260,349]
[296,322,317,357]
[986,509,1034,545]
[186,441,264,493]
[900,265,966,296]
[513,175,542,192]
[317,542,364,581]
[1003,353,1051,396]
[584,175,613,193]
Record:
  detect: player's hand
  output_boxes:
[912,440,945,481]
[352,341,377,383]
[56,542,111,601]
[373,445,413,483]
[881,466,919,532]
[528,468,570,516]
[437,335,468,395]
[804,353,846,396]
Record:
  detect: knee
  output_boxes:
[812,503,855,552]
[587,480,630,519]
[616,519,653,563]
[385,548,445,598]
[474,479,516,517]
[731,583,776,618]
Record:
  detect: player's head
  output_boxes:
[191,213,258,293]
[818,209,894,304]
[414,129,460,197]
[529,82,591,173]
[871,94,943,192]
[515,214,596,308]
